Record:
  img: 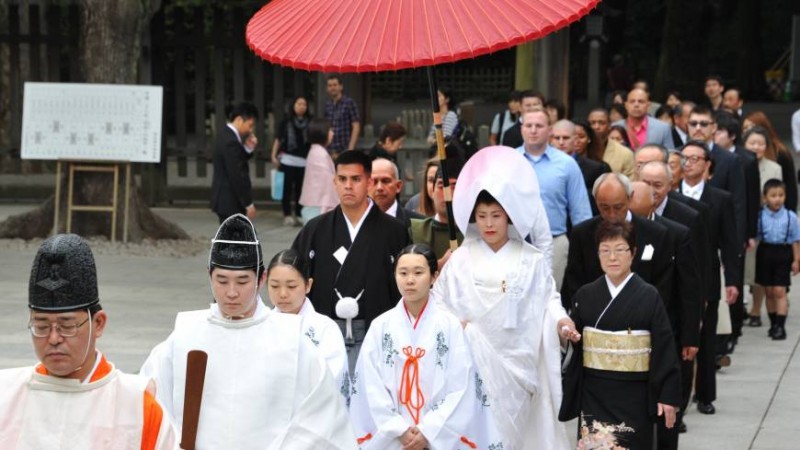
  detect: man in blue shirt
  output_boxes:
[517,110,592,289]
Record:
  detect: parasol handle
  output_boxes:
[427,66,459,251]
[180,350,208,450]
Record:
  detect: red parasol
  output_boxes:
[246,0,600,247]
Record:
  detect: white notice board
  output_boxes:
[21,82,163,163]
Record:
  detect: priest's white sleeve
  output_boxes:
[315,319,350,406]
[349,325,409,448]
[139,336,176,421]
[416,322,476,448]
[271,337,357,450]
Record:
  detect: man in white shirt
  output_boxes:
[211,102,259,222]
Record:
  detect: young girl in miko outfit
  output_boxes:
[266,249,350,404]
[756,179,800,340]
[349,244,496,450]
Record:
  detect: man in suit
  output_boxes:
[629,180,700,449]
[722,87,745,118]
[679,140,741,416]
[561,172,674,312]
[714,111,760,350]
[211,102,259,223]
[587,108,636,177]
[612,88,675,150]
[671,102,694,147]
[370,157,421,230]
[704,75,725,111]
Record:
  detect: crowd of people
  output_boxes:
[3,74,799,450]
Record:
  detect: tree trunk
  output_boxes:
[0,0,187,242]
[654,0,710,101]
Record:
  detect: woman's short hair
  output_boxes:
[379,122,407,143]
[395,244,438,276]
[595,219,636,253]
[308,118,331,146]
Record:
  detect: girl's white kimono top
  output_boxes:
[349,299,500,449]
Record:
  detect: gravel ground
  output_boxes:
[0,235,210,258]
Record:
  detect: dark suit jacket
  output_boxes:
[211,126,253,218]
[709,143,747,245]
[672,127,687,147]
[663,194,711,296]
[654,214,702,347]
[732,145,760,240]
[500,122,523,148]
[561,214,673,310]
[577,156,611,216]
[679,184,742,302]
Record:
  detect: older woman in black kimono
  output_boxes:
[560,220,681,449]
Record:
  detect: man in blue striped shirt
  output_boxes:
[517,110,592,289]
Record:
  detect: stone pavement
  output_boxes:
[0,204,797,449]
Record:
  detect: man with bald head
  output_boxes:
[518,111,592,289]
[561,173,673,312]
[613,88,675,150]
[370,157,421,229]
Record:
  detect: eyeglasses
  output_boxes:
[598,247,631,258]
[683,155,707,164]
[29,317,90,338]
[687,120,712,128]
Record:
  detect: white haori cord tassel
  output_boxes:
[335,289,363,340]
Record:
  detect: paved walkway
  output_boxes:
[0,205,797,449]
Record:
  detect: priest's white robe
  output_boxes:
[140,300,357,450]
[349,299,500,449]
[0,352,177,449]
[294,298,350,406]
[432,237,571,450]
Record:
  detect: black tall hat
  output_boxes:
[29,234,99,312]
[209,214,263,271]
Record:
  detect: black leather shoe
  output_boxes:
[697,402,716,414]
[678,422,687,433]
[772,326,787,341]
[747,315,762,327]
[769,325,778,338]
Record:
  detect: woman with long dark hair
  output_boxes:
[272,96,311,226]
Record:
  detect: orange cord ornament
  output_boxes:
[398,346,426,424]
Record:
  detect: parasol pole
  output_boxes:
[426,66,459,251]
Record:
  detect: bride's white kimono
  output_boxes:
[349,299,500,449]
[433,237,570,450]
[293,298,350,405]
[432,146,572,449]
[140,300,357,449]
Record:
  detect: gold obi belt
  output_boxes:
[582,327,651,372]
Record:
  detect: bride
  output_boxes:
[432,145,580,449]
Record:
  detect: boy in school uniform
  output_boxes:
[755,179,800,340]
